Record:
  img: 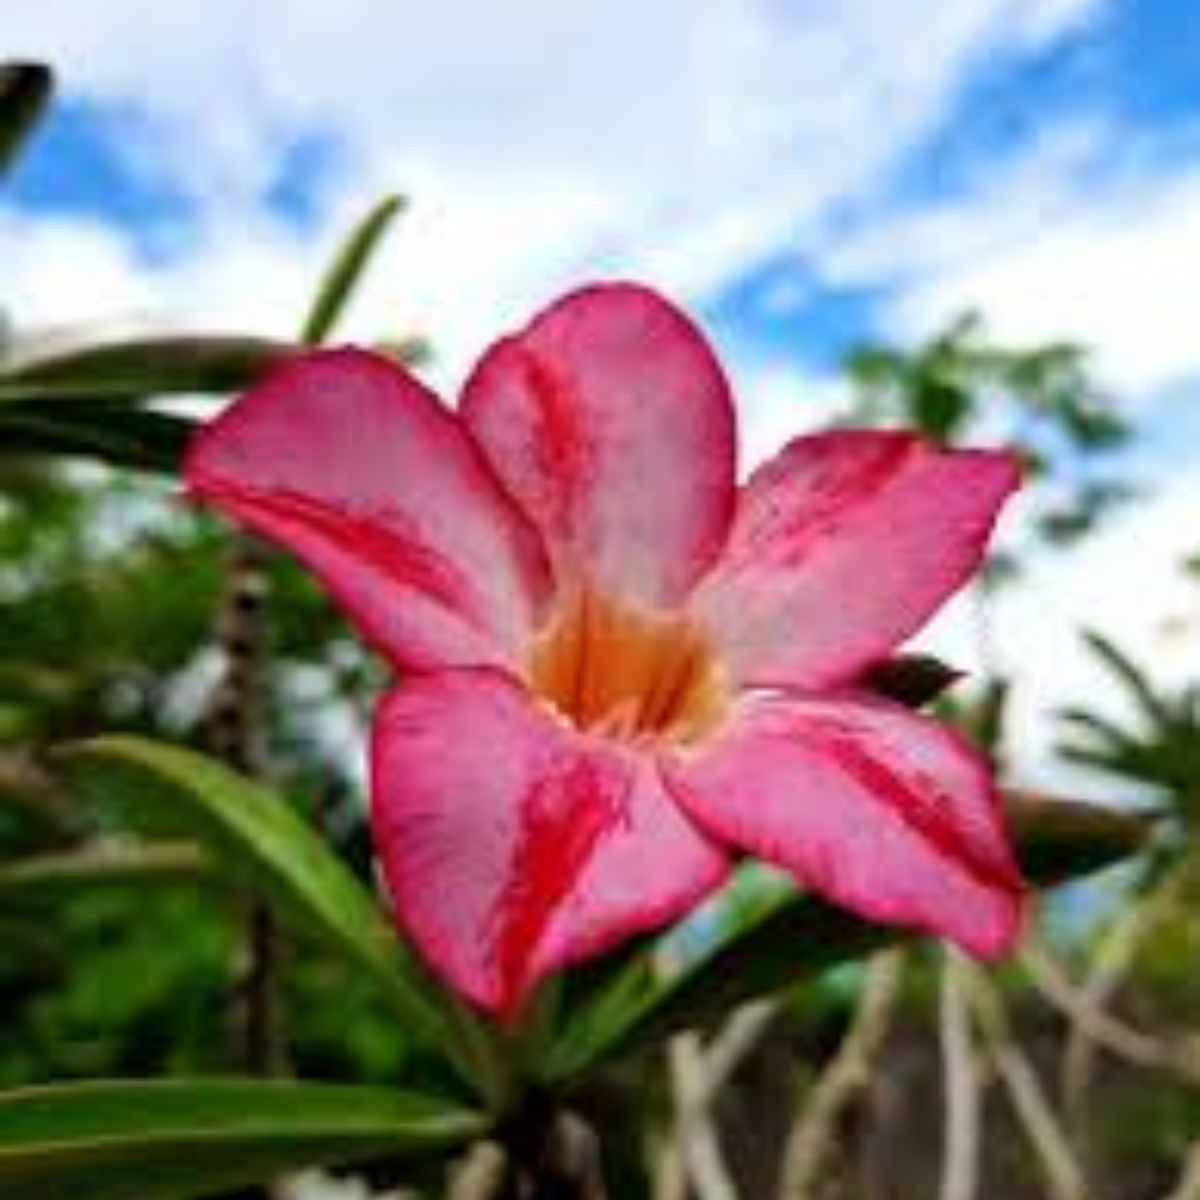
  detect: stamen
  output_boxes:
[527,590,727,744]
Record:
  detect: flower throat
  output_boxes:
[527,589,727,744]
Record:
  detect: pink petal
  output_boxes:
[460,283,737,607]
[664,692,1024,958]
[370,669,728,1017]
[693,431,1019,689]
[186,349,551,672]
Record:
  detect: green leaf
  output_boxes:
[542,792,1154,1084]
[0,336,293,403]
[301,195,406,346]
[1003,791,1160,885]
[0,402,196,471]
[52,736,454,1056]
[1081,629,1174,726]
[0,62,53,177]
[913,377,969,440]
[862,654,962,709]
[0,842,208,904]
[0,1078,484,1200]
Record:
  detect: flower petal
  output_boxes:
[664,692,1023,958]
[370,669,728,1017]
[693,431,1019,689]
[186,349,550,672]
[461,283,737,607]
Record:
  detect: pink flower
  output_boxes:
[185,284,1024,1018]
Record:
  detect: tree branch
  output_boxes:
[939,953,982,1200]
[655,1032,742,1200]
[778,949,905,1200]
[1156,1140,1200,1200]
[1022,938,1200,1085]
[966,966,1089,1200]
[1062,868,1188,1120]
[448,1142,509,1200]
[203,536,283,1077]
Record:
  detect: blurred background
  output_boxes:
[1,3,1197,1199]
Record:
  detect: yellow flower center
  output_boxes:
[527,589,728,744]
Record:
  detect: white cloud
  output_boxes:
[820,117,1112,286]
[1010,0,1112,46]
[892,165,1200,395]
[0,211,152,354]
[4,0,1109,376]
[817,111,1200,398]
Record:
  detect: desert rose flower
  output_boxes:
[185,283,1024,1018]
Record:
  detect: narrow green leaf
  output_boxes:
[1081,629,1175,726]
[0,841,208,903]
[0,336,293,403]
[52,737,453,1055]
[0,63,53,177]
[543,792,1154,1084]
[0,403,196,470]
[1003,791,1159,885]
[0,1079,484,1200]
[301,195,405,346]
[863,654,962,708]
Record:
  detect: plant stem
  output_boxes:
[658,1032,742,1200]
[203,537,282,1076]
[1022,936,1200,1084]
[938,952,981,1200]
[778,949,905,1200]
[1156,1141,1200,1200]
[966,965,1089,1200]
[1061,865,1185,1122]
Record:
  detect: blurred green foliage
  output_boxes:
[0,463,418,1087]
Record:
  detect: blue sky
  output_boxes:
[707,0,1200,375]
[8,0,1200,387]
[9,106,342,249]
[4,0,1199,785]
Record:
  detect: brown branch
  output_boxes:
[203,538,269,770]
[965,965,1090,1200]
[653,1001,778,1200]
[938,953,982,1200]
[777,949,905,1200]
[0,748,79,835]
[703,1000,779,1102]
[1062,868,1188,1122]
[448,1143,509,1200]
[1156,1140,1200,1200]
[653,1137,687,1200]
[655,1032,742,1200]
[202,536,283,1077]
[1022,938,1200,1085]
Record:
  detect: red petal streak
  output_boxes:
[371,670,727,1017]
[787,709,1018,894]
[517,347,593,544]
[532,752,729,974]
[212,487,486,626]
[694,431,1020,689]
[185,348,550,672]
[487,755,618,1014]
[665,692,1023,959]
[461,283,737,606]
